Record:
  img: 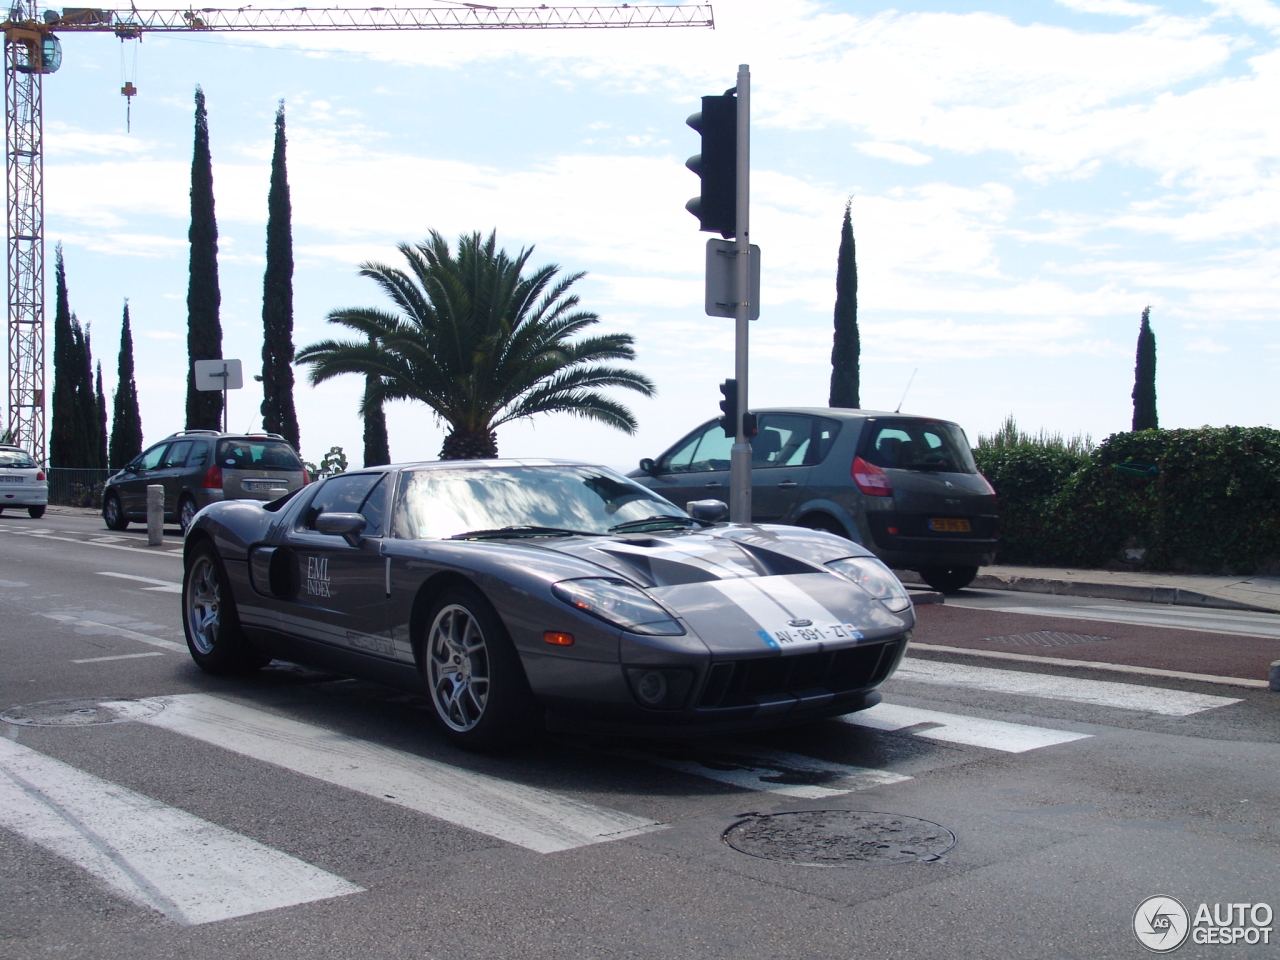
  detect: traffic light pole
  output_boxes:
[729,63,751,524]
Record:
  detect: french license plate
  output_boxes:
[929,517,971,533]
[243,480,287,492]
[759,621,864,649]
[0,476,23,483]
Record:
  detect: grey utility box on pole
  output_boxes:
[193,358,243,433]
[705,239,760,320]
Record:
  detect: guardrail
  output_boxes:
[46,468,112,507]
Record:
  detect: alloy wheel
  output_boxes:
[185,556,221,655]
[179,498,197,534]
[427,604,491,732]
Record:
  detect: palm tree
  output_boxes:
[297,231,655,460]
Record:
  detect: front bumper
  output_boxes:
[528,633,910,737]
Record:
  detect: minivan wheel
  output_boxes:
[919,565,979,593]
[178,496,198,535]
[103,492,128,531]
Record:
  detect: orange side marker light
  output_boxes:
[543,631,575,646]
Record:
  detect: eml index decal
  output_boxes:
[305,557,332,598]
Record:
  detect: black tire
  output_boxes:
[27,505,45,519]
[797,514,848,538]
[420,584,539,752]
[178,496,199,535]
[182,541,270,674]
[103,492,129,531]
[918,565,979,593]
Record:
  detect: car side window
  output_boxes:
[809,418,842,464]
[751,415,814,468]
[659,428,707,474]
[188,442,209,467]
[300,473,385,535]
[138,444,168,471]
[685,425,733,473]
[160,441,193,469]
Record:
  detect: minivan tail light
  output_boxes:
[852,456,892,496]
[202,465,223,489]
[302,467,310,485]
[35,470,44,481]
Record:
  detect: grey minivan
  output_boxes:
[629,408,998,592]
[103,430,308,534]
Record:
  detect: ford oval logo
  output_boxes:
[788,618,813,627]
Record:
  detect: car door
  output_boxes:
[750,413,818,522]
[118,442,169,517]
[152,440,193,515]
[278,472,395,659]
[644,421,734,511]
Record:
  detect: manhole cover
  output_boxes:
[723,810,955,866]
[1,697,165,727]
[979,631,1113,647]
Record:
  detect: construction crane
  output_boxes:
[2,2,715,463]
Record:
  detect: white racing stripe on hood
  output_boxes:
[708,577,840,633]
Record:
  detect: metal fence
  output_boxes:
[46,468,113,507]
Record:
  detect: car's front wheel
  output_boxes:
[103,492,128,531]
[919,564,979,593]
[27,505,45,519]
[421,585,538,752]
[183,541,270,674]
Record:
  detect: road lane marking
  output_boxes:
[621,746,909,798]
[841,703,1091,753]
[133,694,663,854]
[0,527,182,558]
[41,614,186,653]
[0,738,362,925]
[908,643,1270,689]
[71,652,166,664]
[893,658,1241,716]
[983,603,1280,640]
[95,572,183,593]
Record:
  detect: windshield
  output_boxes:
[0,450,36,468]
[216,439,303,470]
[860,418,977,474]
[393,465,687,540]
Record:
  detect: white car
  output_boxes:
[0,444,47,518]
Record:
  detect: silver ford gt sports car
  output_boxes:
[182,460,915,750]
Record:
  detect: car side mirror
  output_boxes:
[639,458,657,476]
[314,511,366,547]
[686,499,729,522]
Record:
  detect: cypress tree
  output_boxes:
[828,199,860,408]
[94,362,108,469]
[261,100,300,450]
[186,85,224,430]
[362,371,390,467]
[1132,306,1158,431]
[50,245,76,468]
[110,302,143,469]
[71,319,99,468]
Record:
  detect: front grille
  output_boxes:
[698,638,905,709]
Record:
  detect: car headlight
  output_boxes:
[827,556,912,613]
[551,578,685,636]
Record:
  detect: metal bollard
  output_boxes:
[146,484,164,546]
[1270,660,1280,693]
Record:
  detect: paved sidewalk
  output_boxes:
[972,565,1280,615]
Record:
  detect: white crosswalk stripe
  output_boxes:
[842,702,1091,753]
[615,746,909,798]
[0,738,361,925]
[130,694,664,854]
[894,658,1241,716]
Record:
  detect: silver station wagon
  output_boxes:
[630,408,998,593]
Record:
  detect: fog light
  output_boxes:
[634,670,667,705]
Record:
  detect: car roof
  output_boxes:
[750,407,960,422]
[160,430,290,442]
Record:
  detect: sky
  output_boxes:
[24,0,1280,471]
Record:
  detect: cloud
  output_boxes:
[856,142,932,165]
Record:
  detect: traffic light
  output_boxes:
[718,378,737,435]
[686,93,737,238]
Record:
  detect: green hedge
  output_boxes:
[974,427,1280,575]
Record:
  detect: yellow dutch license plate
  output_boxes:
[929,518,971,533]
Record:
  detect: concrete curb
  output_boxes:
[972,573,1272,614]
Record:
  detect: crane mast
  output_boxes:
[3,3,714,463]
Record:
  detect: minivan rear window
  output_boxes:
[860,419,977,474]
[216,439,303,470]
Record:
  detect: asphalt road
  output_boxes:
[2,510,1278,960]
